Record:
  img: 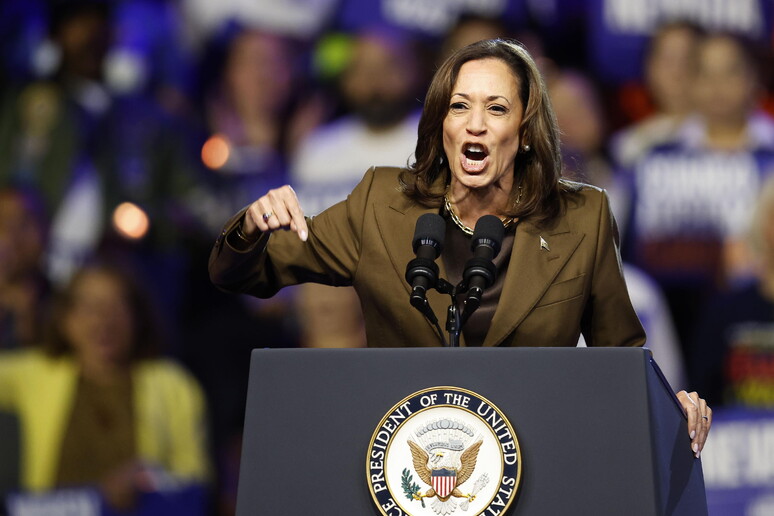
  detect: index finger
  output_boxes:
[285,186,308,241]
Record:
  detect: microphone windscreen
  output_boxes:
[472,215,505,256]
[412,213,446,255]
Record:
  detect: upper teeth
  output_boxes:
[467,144,484,153]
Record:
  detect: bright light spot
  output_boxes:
[112,202,149,240]
[201,134,230,169]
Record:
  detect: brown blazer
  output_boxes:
[209,167,645,348]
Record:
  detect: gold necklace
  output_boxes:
[443,195,516,236]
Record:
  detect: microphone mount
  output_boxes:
[406,215,505,347]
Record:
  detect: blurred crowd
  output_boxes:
[2,0,774,514]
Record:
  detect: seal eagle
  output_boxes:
[408,439,483,513]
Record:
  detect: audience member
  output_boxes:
[192,28,312,234]
[582,0,771,86]
[290,27,425,348]
[0,1,203,289]
[0,263,210,511]
[548,70,685,388]
[176,29,313,514]
[292,27,423,212]
[548,69,631,231]
[0,0,112,221]
[0,188,49,349]
[2,5,774,513]
[691,174,774,408]
[611,21,703,170]
[626,32,774,350]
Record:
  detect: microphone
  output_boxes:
[405,213,445,324]
[462,215,504,319]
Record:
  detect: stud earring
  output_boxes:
[522,144,531,152]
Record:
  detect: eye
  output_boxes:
[449,102,467,111]
[489,104,508,114]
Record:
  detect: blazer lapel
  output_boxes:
[374,197,454,343]
[482,216,584,347]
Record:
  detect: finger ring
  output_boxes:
[262,212,274,223]
[701,415,709,421]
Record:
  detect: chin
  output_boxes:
[455,173,493,191]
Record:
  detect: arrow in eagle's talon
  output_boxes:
[461,473,489,510]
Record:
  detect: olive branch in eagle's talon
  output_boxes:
[401,468,426,508]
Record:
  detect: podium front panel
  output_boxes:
[236,347,706,515]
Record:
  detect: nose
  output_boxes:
[466,106,486,136]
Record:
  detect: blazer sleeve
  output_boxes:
[580,190,646,347]
[208,167,376,297]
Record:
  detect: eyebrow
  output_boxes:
[451,93,512,105]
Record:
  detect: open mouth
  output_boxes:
[461,143,489,172]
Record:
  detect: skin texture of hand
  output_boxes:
[242,185,309,242]
[676,390,712,458]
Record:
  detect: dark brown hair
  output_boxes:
[400,38,573,223]
[45,263,162,359]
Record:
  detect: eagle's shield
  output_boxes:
[431,468,457,499]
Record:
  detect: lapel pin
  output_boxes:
[540,236,550,252]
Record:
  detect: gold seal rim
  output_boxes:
[365,385,522,516]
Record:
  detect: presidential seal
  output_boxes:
[367,387,521,516]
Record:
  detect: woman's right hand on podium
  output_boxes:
[676,390,712,458]
[242,185,309,242]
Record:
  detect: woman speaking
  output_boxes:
[209,39,711,457]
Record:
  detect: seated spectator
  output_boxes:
[626,31,774,349]
[0,263,209,511]
[691,174,774,408]
[0,188,49,349]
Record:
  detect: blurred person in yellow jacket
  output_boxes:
[0,263,209,510]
